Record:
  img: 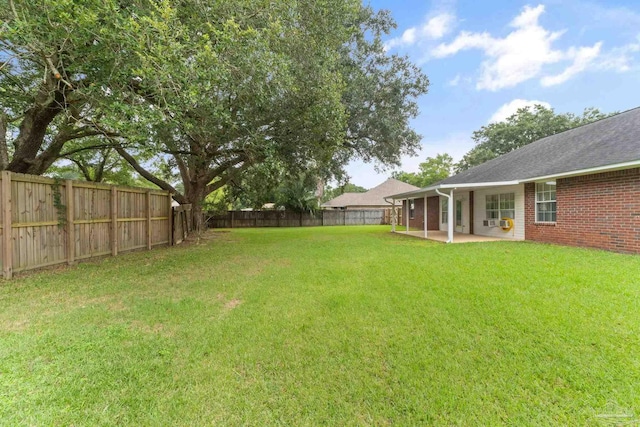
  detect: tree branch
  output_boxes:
[70,157,92,181]
[59,142,121,157]
[115,144,187,204]
[9,0,18,19]
[44,55,73,89]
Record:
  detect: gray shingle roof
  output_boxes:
[441,107,640,185]
[322,178,419,207]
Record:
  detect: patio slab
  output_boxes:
[393,230,504,243]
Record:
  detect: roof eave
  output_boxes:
[388,181,520,199]
[521,160,640,183]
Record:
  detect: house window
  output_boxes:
[409,199,415,219]
[500,193,515,219]
[536,182,556,222]
[485,193,515,219]
[486,194,499,219]
[441,198,448,223]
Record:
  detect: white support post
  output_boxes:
[448,189,454,243]
[423,196,428,239]
[406,199,409,233]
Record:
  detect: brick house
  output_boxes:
[388,107,640,253]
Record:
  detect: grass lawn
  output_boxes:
[1,226,639,425]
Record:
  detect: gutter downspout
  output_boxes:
[435,188,454,243]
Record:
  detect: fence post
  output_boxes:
[111,186,118,256]
[230,211,234,228]
[66,180,75,265]
[2,171,12,279]
[343,210,346,226]
[146,190,152,250]
[167,193,173,246]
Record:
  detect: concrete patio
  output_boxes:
[393,230,503,243]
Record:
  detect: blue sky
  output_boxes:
[346,0,640,188]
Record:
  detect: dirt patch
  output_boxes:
[178,230,238,247]
[129,320,174,336]
[224,299,242,310]
[0,319,30,332]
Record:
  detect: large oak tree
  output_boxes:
[114,2,428,229]
[2,0,428,230]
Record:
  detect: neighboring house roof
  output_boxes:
[322,178,419,208]
[390,107,640,199]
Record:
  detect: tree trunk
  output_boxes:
[191,201,205,233]
[184,178,207,233]
[6,88,67,173]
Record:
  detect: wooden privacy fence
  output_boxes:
[0,172,173,279]
[208,209,402,228]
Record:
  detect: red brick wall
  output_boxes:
[524,168,640,253]
[427,196,439,230]
[402,197,439,230]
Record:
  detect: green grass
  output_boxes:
[1,226,639,426]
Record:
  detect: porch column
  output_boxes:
[448,189,454,243]
[391,199,396,232]
[423,196,427,239]
[406,199,409,233]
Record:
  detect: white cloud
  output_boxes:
[432,31,494,57]
[431,4,640,90]
[596,37,640,72]
[433,5,571,90]
[386,13,455,50]
[448,74,461,86]
[488,99,552,123]
[423,14,456,39]
[541,42,602,86]
[401,28,417,44]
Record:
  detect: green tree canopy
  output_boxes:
[391,153,453,188]
[0,0,151,173]
[456,105,613,172]
[114,2,428,228]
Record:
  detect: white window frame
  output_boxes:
[441,198,448,224]
[535,182,556,223]
[409,199,415,219]
[499,193,515,219]
[485,194,499,220]
[485,193,515,220]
